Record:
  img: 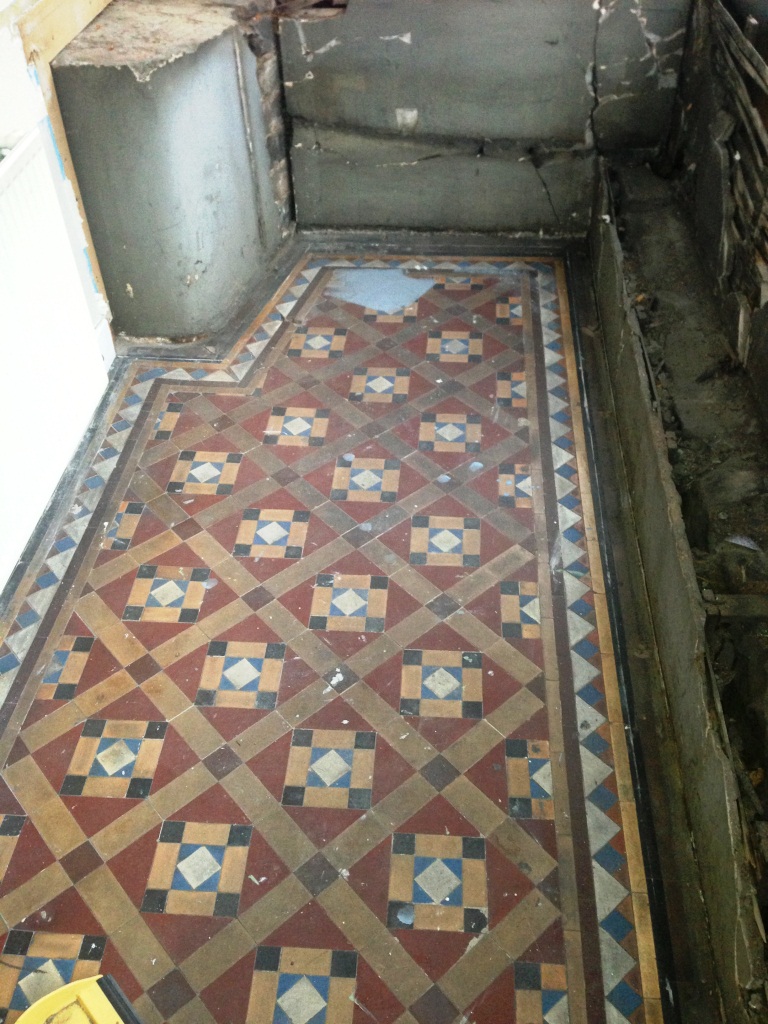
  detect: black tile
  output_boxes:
[294,853,338,896]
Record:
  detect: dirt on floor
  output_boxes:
[610,161,768,935]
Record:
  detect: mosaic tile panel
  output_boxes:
[122,565,210,623]
[61,719,166,798]
[330,458,400,503]
[282,728,376,809]
[348,367,411,404]
[400,649,483,719]
[197,640,286,709]
[0,932,105,1024]
[167,451,242,495]
[248,947,357,1024]
[308,574,388,633]
[234,509,310,559]
[38,636,94,700]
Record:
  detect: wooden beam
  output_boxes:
[18,0,112,64]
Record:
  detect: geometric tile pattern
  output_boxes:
[308,574,388,632]
[514,962,568,1024]
[349,367,411,404]
[0,813,26,877]
[282,728,376,809]
[105,500,144,550]
[0,932,106,1024]
[506,739,554,819]
[410,515,480,567]
[167,451,243,495]
[418,413,481,453]
[153,400,183,440]
[141,820,252,917]
[60,719,167,798]
[122,565,210,623]
[500,580,541,639]
[425,330,483,363]
[387,833,488,933]
[234,509,310,559]
[496,370,527,408]
[363,302,417,323]
[38,636,94,700]
[330,458,400,503]
[0,255,663,1024]
[498,463,532,508]
[400,649,483,719]
[287,327,347,359]
[197,640,286,709]
[248,947,358,1024]
[264,407,329,447]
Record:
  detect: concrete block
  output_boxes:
[291,125,594,233]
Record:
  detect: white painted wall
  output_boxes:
[0,20,114,593]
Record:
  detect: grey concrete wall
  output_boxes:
[54,8,282,339]
[590,169,765,1024]
[282,0,691,232]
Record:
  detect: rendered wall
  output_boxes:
[282,0,692,233]
[54,4,284,339]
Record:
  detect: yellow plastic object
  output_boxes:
[16,976,124,1024]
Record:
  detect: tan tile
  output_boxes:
[150,762,216,819]
[277,680,334,727]
[438,933,510,1010]
[77,864,138,931]
[210,556,265,598]
[91,800,162,860]
[488,817,558,885]
[563,928,588,1024]
[221,765,276,822]
[486,687,544,736]
[372,775,435,832]
[141,672,193,720]
[239,875,311,943]
[0,862,69,927]
[89,552,138,591]
[74,670,137,718]
[4,758,85,857]
[442,776,507,836]
[181,920,254,991]
[256,602,305,643]
[491,888,560,958]
[75,595,146,665]
[197,601,252,645]
[152,625,209,668]
[447,611,503,653]
[231,711,290,762]
[346,636,401,678]
[554,835,581,929]
[633,891,662,1000]
[22,701,85,754]
[132,993,165,1024]
[170,707,226,759]
[168,997,216,1024]
[318,880,431,1007]
[343,684,435,769]
[324,811,392,871]
[110,916,175,988]
[443,720,501,773]
[127,530,180,567]
[252,805,317,871]
[386,608,439,649]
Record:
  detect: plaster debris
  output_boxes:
[380,32,412,44]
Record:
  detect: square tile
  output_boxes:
[167,451,243,495]
[363,303,417,323]
[433,276,484,293]
[247,946,357,1024]
[496,371,526,408]
[154,401,184,440]
[500,581,541,639]
[264,407,329,447]
[61,719,167,798]
[330,458,400,503]
[409,515,480,567]
[234,509,311,559]
[308,574,388,633]
[387,833,488,933]
[197,640,286,709]
[514,962,567,1023]
[418,413,481,453]
[505,739,554,820]
[0,932,105,1024]
[105,501,145,550]
[349,367,411,404]
[426,330,483,364]
[123,565,209,623]
[498,463,532,508]
[282,728,376,809]
[400,649,483,719]
[495,298,523,324]
[38,636,94,700]
[141,820,252,917]
[287,328,347,359]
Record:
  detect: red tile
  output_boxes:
[354,958,404,1023]
[464,742,509,812]
[108,824,161,909]
[22,887,103,935]
[261,900,353,950]
[152,724,202,792]
[519,917,566,964]
[0,820,55,896]
[487,840,534,927]
[100,940,144,1003]
[200,951,255,1023]
[464,963,516,1024]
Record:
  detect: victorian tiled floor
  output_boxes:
[0,256,663,1024]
